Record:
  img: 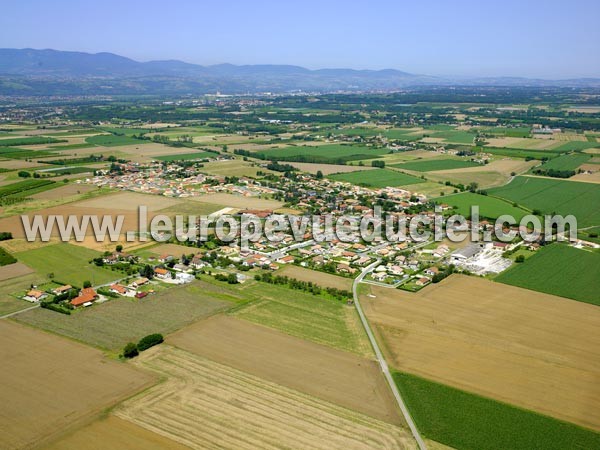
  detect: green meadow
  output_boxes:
[329,168,425,188]
[495,244,600,305]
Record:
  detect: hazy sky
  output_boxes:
[1,0,599,78]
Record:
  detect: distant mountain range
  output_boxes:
[0,48,598,96]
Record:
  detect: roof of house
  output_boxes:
[26,289,45,299]
[70,288,98,307]
[110,284,127,294]
[154,267,169,275]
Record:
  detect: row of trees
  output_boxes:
[254,272,352,301]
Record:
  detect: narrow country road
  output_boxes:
[353,259,427,450]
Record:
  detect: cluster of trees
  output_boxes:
[122,333,164,359]
[265,162,298,173]
[371,160,386,168]
[531,168,576,179]
[214,273,239,284]
[254,272,352,301]
[0,232,13,241]
[432,265,455,283]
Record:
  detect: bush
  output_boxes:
[137,333,164,352]
[122,342,139,358]
[515,255,525,263]
[40,301,72,315]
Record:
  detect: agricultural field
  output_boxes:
[46,416,189,450]
[392,158,480,172]
[256,144,389,164]
[288,161,376,175]
[169,315,399,424]
[361,275,600,431]
[0,321,154,449]
[276,264,353,290]
[199,158,277,177]
[14,280,234,351]
[531,152,591,172]
[153,150,216,161]
[231,280,372,356]
[14,243,120,286]
[329,168,425,188]
[192,192,284,209]
[489,176,600,228]
[0,271,44,316]
[394,371,600,450]
[439,192,529,220]
[496,244,600,305]
[85,133,141,147]
[115,345,415,449]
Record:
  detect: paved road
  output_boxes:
[353,259,427,450]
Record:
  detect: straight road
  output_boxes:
[353,259,427,450]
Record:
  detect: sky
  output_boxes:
[1,0,599,79]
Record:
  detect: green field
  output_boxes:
[232,281,370,356]
[440,192,529,220]
[495,244,600,305]
[489,176,600,228]
[154,151,216,161]
[482,147,561,160]
[15,243,119,287]
[536,153,592,171]
[0,136,66,147]
[432,130,476,144]
[393,371,600,450]
[393,158,480,172]
[0,179,56,197]
[552,141,600,152]
[85,134,141,147]
[329,168,425,188]
[257,144,389,164]
[14,280,233,351]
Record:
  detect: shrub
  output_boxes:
[122,342,139,358]
[137,333,164,352]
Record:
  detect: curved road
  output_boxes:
[353,259,427,450]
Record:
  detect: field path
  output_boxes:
[354,259,427,450]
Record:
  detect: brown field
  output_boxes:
[288,162,376,175]
[115,344,414,450]
[584,148,600,155]
[361,275,600,431]
[142,242,198,257]
[190,192,284,209]
[74,191,180,211]
[425,170,508,188]
[29,183,97,200]
[578,163,600,172]
[199,159,276,177]
[45,416,189,450]
[431,158,537,176]
[0,262,33,282]
[276,264,353,290]
[571,171,600,183]
[169,315,400,424]
[0,159,50,170]
[0,321,154,449]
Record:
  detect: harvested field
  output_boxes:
[14,280,233,351]
[191,192,283,209]
[361,275,600,431]
[0,321,154,449]
[46,416,189,450]
[0,159,49,169]
[572,171,600,183]
[276,264,353,290]
[75,191,179,211]
[29,183,96,200]
[139,242,199,258]
[288,162,376,175]
[431,158,537,176]
[199,159,276,177]
[170,315,401,424]
[425,170,508,188]
[0,261,33,281]
[115,345,414,450]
